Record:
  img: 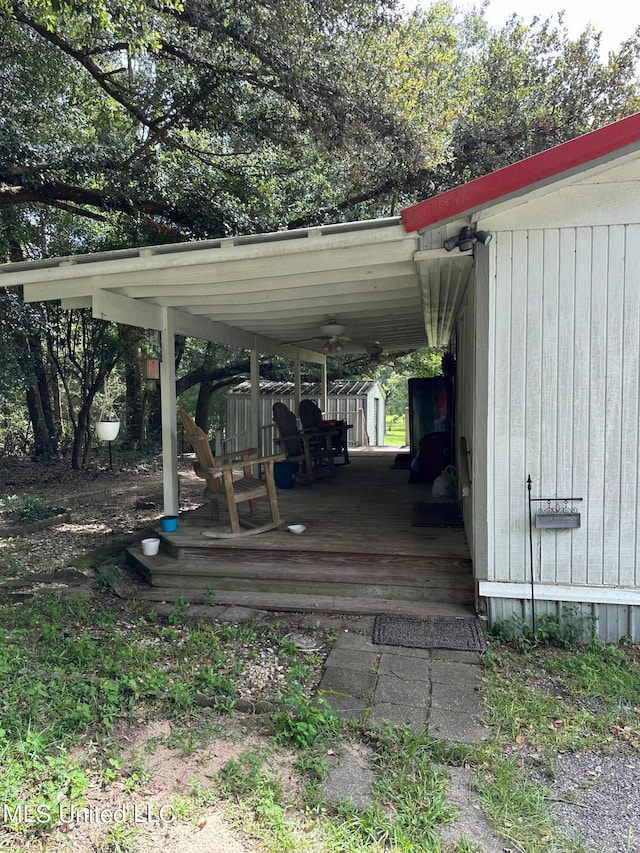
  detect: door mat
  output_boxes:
[372,615,486,652]
[411,501,463,528]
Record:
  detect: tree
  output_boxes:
[436,15,640,188]
[45,307,121,469]
[1,0,464,245]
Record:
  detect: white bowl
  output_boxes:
[287,524,306,535]
[141,537,160,556]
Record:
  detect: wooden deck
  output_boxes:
[127,448,476,619]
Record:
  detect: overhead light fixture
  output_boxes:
[319,320,346,338]
[443,225,493,253]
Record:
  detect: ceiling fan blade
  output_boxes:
[285,336,322,345]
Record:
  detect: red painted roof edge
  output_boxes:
[401,111,640,233]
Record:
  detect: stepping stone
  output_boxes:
[323,744,375,809]
[428,708,492,744]
[318,666,377,700]
[368,702,428,732]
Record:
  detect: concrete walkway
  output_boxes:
[317,631,491,744]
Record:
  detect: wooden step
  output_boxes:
[159,537,472,574]
[125,586,476,619]
[130,549,472,586]
[127,548,475,605]
[141,573,474,604]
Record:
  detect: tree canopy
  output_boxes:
[3,0,637,257]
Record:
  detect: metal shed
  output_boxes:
[226,379,385,451]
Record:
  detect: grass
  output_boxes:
[2,585,640,852]
[469,634,640,852]
[384,414,406,445]
[0,592,327,847]
[0,490,66,522]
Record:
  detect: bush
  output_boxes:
[0,490,66,522]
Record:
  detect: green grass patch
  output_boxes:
[217,750,311,852]
[320,728,456,852]
[472,754,561,852]
[384,415,405,445]
[0,594,329,843]
[0,490,65,522]
[471,638,640,851]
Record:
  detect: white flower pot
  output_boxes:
[96,421,120,441]
[141,538,160,556]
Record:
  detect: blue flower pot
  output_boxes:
[160,515,178,533]
[274,461,297,489]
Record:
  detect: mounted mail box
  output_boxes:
[535,512,581,529]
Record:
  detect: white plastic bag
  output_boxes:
[432,465,458,499]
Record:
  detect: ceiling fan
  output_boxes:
[288,316,385,358]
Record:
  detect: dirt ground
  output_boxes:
[0,457,272,852]
[45,717,274,853]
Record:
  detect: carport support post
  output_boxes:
[319,358,328,414]
[294,352,302,412]
[249,342,260,451]
[160,308,179,516]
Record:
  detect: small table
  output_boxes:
[322,419,352,464]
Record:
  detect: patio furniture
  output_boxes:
[179,410,285,538]
[272,402,336,481]
[298,398,352,464]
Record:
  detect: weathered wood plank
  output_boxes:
[130,587,476,619]
[148,575,475,604]
[133,554,474,586]
[176,549,472,574]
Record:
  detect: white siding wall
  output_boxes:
[455,274,477,569]
[472,243,492,582]
[484,224,640,591]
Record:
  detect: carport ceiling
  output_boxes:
[0,217,471,354]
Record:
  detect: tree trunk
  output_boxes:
[70,369,110,470]
[26,334,58,458]
[195,379,214,431]
[71,403,91,470]
[120,324,144,448]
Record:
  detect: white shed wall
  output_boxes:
[482,224,640,594]
[226,388,385,451]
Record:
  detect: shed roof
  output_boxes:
[228,380,381,396]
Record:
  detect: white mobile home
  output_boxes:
[402,111,640,639]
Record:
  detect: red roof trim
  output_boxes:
[401,111,640,233]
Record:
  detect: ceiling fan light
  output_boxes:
[319,322,346,337]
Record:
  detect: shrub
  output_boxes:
[0,490,65,522]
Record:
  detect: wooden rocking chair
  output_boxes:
[272,402,336,481]
[179,410,285,538]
